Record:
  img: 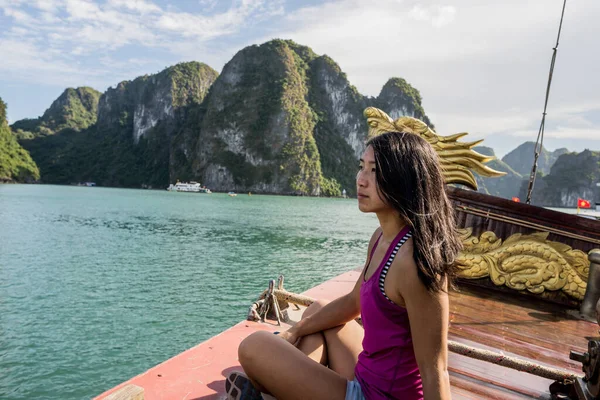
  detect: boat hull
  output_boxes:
[449,187,600,307]
[94,269,598,400]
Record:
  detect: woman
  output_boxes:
[226,131,462,400]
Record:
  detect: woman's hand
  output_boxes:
[278,329,300,347]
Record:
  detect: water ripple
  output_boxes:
[0,185,378,399]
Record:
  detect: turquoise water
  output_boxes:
[0,185,378,399]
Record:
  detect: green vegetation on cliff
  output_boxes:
[376,78,432,127]
[185,41,292,188]
[12,87,101,138]
[0,98,39,182]
[19,62,218,187]
[15,40,437,195]
[519,150,600,206]
[167,62,219,107]
[279,41,323,194]
[172,39,435,196]
[307,55,365,197]
[185,40,325,194]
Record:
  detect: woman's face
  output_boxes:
[357,145,388,213]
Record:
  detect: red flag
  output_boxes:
[512,197,520,202]
[578,198,591,209]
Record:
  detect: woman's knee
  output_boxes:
[302,299,330,318]
[238,331,273,367]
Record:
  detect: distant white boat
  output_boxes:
[228,192,237,197]
[167,182,211,193]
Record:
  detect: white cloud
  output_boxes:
[157,1,283,39]
[0,37,104,85]
[427,111,536,138]
[0,0,283,89]
[253,0,600,149]
[3,7,35,23]
[505,104,600,140]
[41,11,61,22]
[0,0,27,7]
[198,0,218,12]
[64,0,102,20]
[432,104,600,148]
[34,0,60,12]
[408,4,456,28]
[510,126,600,140]
[107,0,161,13]
[98,55,158,69]
[10,26,30,36]
[0,0,599,153]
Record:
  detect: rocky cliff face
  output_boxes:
[473,146,524,199]
[97,62,217,143]
[474,144,600,207]
[171,40,432,196]
[0,98,39,182]
[13,43,597,201]
[519,150,600,207]
[502,142,568,176]
[306,54,368,195]
[15,40,433,194]
[304,62,434,195]
[176,41,322,195]
[17,62,218,187]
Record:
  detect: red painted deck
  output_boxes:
[96,270,595,400]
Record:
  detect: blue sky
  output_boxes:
[1,0,599,157]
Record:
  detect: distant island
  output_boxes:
[2,39,598,207]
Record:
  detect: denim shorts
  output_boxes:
[345,378,366,400]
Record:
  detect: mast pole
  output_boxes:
[526,0,567,205]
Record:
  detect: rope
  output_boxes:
[257,288,315,307]
[526,0,568,205]
[262,289,582,383]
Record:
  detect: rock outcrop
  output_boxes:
[16,40,431,195]
[0,98,39,182]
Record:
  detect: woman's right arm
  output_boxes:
[281,228,381,344]
[284,291,360,342]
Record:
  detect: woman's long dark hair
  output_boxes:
[366,131,462,292]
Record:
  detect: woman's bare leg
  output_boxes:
[239,331,347,400]
[296,299,364,380]
[235,299,365,399]
[294,300,328,365]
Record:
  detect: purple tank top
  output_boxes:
[354,226,424,400]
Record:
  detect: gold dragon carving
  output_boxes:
[457,228,589,300]
[362,107,591,301]
[363,107,506,190]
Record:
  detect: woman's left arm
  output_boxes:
[397,258,451,400]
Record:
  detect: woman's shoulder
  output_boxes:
[365,227,383,254]
[369,227,383,243]
[372,226,383,237]
[389,239,419,285]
